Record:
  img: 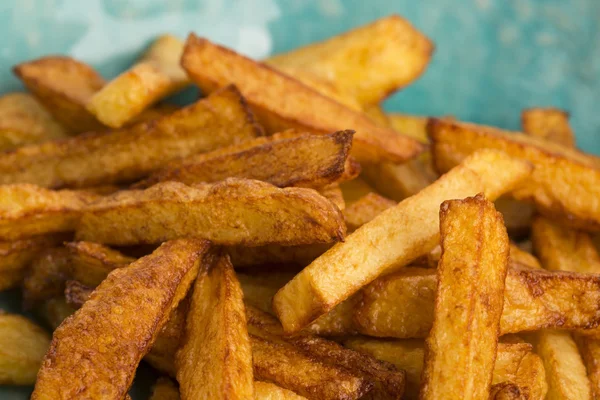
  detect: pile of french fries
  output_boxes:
[1,14,600,400]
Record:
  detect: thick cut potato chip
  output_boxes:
[31,239,209,400]
[0,313,51,385]
[65,241,134,286]
[181,35,424,165]
[266,15,433,106]
[345,338,547,400]
[0,184,99,240]
[273,150,531,333]
[176,254,253,400]
[140,130,357,189]
[76,179,345,246]
[0,86,262,188]
[343,192,396,232]
[0,92,68,151]
[355,266,600,338]
[521,107,575,147]
[254,381,307,399]
[87,35,189,128]
[149,377,180,400]
[428,118,600,231]
[420,195,509,400]
[13,56,106,133]
[22,247,70,308]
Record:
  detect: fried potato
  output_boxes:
[176,254,253,400]
[529,330,591,399]
[37,297,76,330]
[345,338,547,400]
[574,335,600,400]
[228,244,330,268]
[64,280,92,308]
[13,56,106,133]
[521,107,575,147]
[149,377,180,400]
[140,130,357,189]
[266,15,433,106]
[489,382,525,400]
[65,241,134,286]
[420,195,509,400]
[22,247,70,308]
[428,118,600,231]
[87,35,188,128]
[0,184,99,240]
[386,113,428,143]
[0,313,51,385]
[0,92,67,151]
[355,266,600,338]
[362,158,435,201]
[343,192,396,232]
[254,381,307,399]
[31,239,209,399]
[273,150,531,333]
[181,35,424,165]
[318,184,345,211]
[339,177,376,204]
[251,335,371,400]
[509,243,542,269]
[494,197,533,238]
[76,179,346,246]
[0,234,64,292]
[0,86,262,188]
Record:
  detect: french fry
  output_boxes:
[363,104,391,126]
[343,192,396,232]
[354,266,600,338]
[0,184,98,241]
[266,15,433,106]
[65,241,134,286]
[87,35,189,128]
[175,254,253,400]
[64,280,92,307]
[181,35,424,165]
[494,197,533,238]
[22,247,71,308]
[149,377,180,400]
[13,56,106,133]
[428,118,600,231]
[37,297,76,330]
[420,195,509,400]
[339,177,376,204]
[521,107,575,147]
[386,113,428,143]
[0,313,51,385]
[31,239,210,399]
[254,381,307,399]
[574,335,600,400]
[0,92,68,151]
[76,179,346,246]
[273,150,531,333]
[361,158,435,201]
[0,86,262,188]
[139,131,357,189]
[228,244,330,268]
[509,243,542,269]
[489,382,525,400]
[318,184,345,211]
[344,338,547,400]
[0,234,64,292]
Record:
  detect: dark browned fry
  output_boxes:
[65,241,134,286]
[22,247,71,308]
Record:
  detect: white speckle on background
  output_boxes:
[319,0,344,17]
[499,25,519,45]
[474,0,491,12]
[535,32,556,46]
[236,26,272,59]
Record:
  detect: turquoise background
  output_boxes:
[1,0,599,398]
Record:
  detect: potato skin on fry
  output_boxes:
[175,254,254,400]
[31,239,209,400]
[76,179,346,246]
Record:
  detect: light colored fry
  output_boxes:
[363,104,391,126]
[273,150,531,333]
[343,192,396,232]
[0,86,262,188]
[65,241,134,287]
[181,34,424,164]
[31,239,209,400]
[0,184,99,240]
[521,107,575,147]
[149,377,180,400]
[176,254,253,400]
[13,56,105,133]
[420,195,509,400]
[254,381,307,399]
[0,313,51,385]
[266,15,433,106]
[429,118,600,231]
[387,113,428,143]
[0,92,67,151]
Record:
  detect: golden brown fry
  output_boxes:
[254,381,307,399]
[31,239,209,400]
[574,335,600,400]
[0,184,99,240]
[266,15,433,106]
[37,297,76,330]
[0,313,51,385]
[343,192,396,232]
[181,35,424,165]
[495,197,533,238]
[22,247,71,307]
[318,184,345,211]
[251,335,371,400]
[339,177,376,204]
[140,130,356,189]
[521,107,575,147]
[13,56,105,133]
[420,195,509,400]
[509,243,542,269]
[362,158,435,201]
[0,86,262,188]
[64,280,92,307]
[363,104,391,126]
[0,92,67,151]
[274,150,531,333]
[76,179,345,246]
[176,254,253,400]
[489,382,525,400]
[355,266,600,338]
[428,118,600,231]
[0,234,64,292]
[87,35,189,128]
[345,338,547,400]
[387,113,429,143]
[238,272,295,314]
[65,241,134,286]
[149,377,180,400]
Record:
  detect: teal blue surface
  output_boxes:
[0,0,599,398]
